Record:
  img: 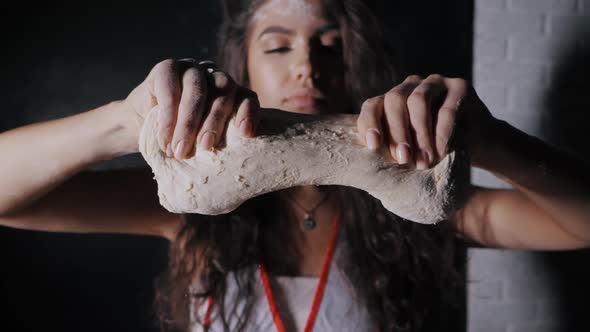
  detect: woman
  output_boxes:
[1,0,589,331]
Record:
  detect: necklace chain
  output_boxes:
[283,189,331,230]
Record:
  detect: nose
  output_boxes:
[291,44,317,83]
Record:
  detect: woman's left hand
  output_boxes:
[357,74,494,169]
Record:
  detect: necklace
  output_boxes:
[201,209,342,332]
[283,189,332,231]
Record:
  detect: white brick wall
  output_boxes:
[469,0,589,331]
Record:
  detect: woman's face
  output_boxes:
[246,0,349,115]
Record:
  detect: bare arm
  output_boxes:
[0,168,182,240]
[0,101,182,241]
[0,59,258,242]
[455,119,590,250]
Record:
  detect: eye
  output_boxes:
[264,47,291,54]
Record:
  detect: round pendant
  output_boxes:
[303,215,316,230]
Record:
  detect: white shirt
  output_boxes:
[190,238,374,332]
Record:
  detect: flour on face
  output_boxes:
[254,0,320,23]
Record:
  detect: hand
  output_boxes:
[122,59,259,158]
[357,74,494,169]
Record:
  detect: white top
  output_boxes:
[190,238,374,332]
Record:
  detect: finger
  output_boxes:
[197,71,237,151]
[407,74,447,169]
[233,88,260,138]
[383,80,420,165]
[434,77,467,159]
[357,96,385,150]
[171,66,208,159]
[149,59,182,156]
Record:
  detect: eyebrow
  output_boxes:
[257,23,340,40]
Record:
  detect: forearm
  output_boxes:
[0,101,137,214]
[472,118,590,241]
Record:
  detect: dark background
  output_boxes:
[2,1,477,331]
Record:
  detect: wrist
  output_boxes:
[94,100,141,159]
[467,116,506,170]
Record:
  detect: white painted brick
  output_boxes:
[475,35,507,60]
[504,276,557,300]
[494,108,544,137]
[507,85,547,114]
[474,83,508,110]
[467,249,529,281]
[476,0,507,10]
[507,322,565,332]
[548,14,589,36]
[508,36,569,63]
[469,301,536,329]
[468,280,503,300]
[474,59,548,86]
[475,10,544,37]
[509,0,578,13]
[536,299,564,323]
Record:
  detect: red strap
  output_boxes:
[204,209,342,332]
[260,209,341,332]
[202,296,214,332]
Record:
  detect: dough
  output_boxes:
[139,106,469,224]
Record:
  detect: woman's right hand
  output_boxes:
[122,59,259,159]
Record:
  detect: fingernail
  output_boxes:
[239,118,252,137]
[174,140,186,159]
[416,150,431,170]
[366,128,381,150]
[166,143,174,158]
[199,132,216,151]
[423,150,432,164]
[396,143,411,164]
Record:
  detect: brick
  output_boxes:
[496,108,546,137]
[475,83,508,110]
[507,322,565,332]
[548,14,589,35]
[504,276,558,300]
[509,0,578,13]
[507,85,547,114]
[536,299,564,323]
[467,249,526,281]
[476,0,507,10]
[475,35,507,61]
[469,301,536,329]
[474,59,548,86]
[508,36,569,63]
[475,10,544,37]
[468,280,503,300]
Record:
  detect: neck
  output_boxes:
[275,185,341,277]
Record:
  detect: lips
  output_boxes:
[284,89,325,109]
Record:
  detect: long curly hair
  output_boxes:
[154,1,465,331]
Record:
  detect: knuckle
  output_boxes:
[427,73,444,81]
[407,90,427,106]
[183,68,201,85]
[156,58,176,72]
[451,77,468,93]
[439,105,457,115]
[212,72,233,91]
[384,90,406,110]
[361,96,383,110]
[406,74,422,82]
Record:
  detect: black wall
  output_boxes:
[2,1,473,331]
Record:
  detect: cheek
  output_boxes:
[248,60,285,108]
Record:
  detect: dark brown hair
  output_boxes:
[154,1,465,331]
